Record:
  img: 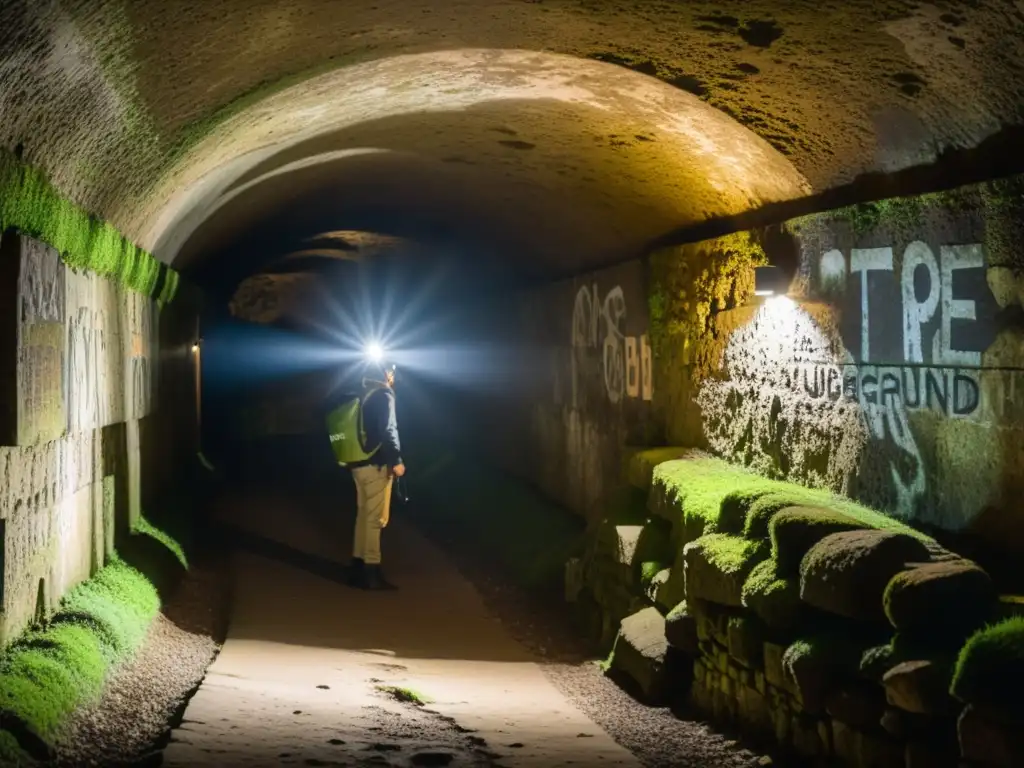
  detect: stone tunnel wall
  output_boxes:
[650,174,1024,554]
[470,260,660,521]
[0,231,199,646]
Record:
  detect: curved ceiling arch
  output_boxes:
[152,48,811,277]
[3,1,1021,281]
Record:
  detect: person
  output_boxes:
[346,362,405,590]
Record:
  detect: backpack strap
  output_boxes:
[357,384,385,453]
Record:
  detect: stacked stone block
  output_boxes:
[579,450,1024,767]
[0,233,160,645]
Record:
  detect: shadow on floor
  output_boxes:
[215,523,352,587]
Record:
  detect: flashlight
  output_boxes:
[365,342,384,363]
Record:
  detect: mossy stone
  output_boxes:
[741,558,802,633]
[951,617,1024,716]
[684,533,769,608]
[770,506,865,575]
[607,607,669,704]
[0,150,175,301]
[800,529,931,622]
[665,601,699,654]
[624,447,689,491]
[883,559,995,638]
[0,560,162,754]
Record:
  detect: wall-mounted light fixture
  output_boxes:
[754,265,790,297]
[749,225,800,303]
[191,339,201,354]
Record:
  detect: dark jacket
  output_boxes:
[350,385,402,469]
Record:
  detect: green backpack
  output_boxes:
[326,386,383,465]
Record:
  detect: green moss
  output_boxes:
[134,516,188,570]
[655,456,925,553]
[859,643,896,683]
[0,624,107,741]
[786,175,1024,264]
[648,230,767,362]
[883,561,995,640]
[742,492,813,540]
[624,446,688,490]
[0,730,33,766]
[741,558,801,631]
[0,150,176,300]
[951,617,1024,714]
[0,554,167,751]
[158,269,181,306]
[52,560,159,662]
[842,196,925,236]
[694,533,768,575]
[717,487,775,534]
[769,507,864,575]
[749,485,926,545]
[981,175,1024,269]
[651,457,780,539]
[640,561,665,588]
[783,629,869,681]
[376,685,432,706]
[789,185,974,239]
[634,517,673,574]
[647,288,668,361]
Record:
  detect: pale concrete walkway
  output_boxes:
[161,483,640,768]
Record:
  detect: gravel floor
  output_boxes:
[411,524,774,768]
[48,557,231,768]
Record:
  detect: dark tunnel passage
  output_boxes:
[2,1,1024,767]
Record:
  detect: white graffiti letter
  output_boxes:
[571,285,594,349]
[625,336,639,398]
[936,245,983,366]
[882,394,927,515]
[602,287,626,403]
[901,241,940,363]
[850,247,894,361]
[819,249,847,296]
[640,334,653,401]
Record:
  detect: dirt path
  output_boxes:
[408,516,772,768]
[160,489,639,767]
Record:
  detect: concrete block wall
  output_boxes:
[0,231,190,645]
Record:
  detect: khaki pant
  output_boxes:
[352,465,393,565]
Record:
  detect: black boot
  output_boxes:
[361,564,397,591]
[347,557,365,587]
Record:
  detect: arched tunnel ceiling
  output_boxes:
[3,0,1023,282]
[158,52,810,281]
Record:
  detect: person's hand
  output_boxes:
[391,463,406,478]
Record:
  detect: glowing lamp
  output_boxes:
[754,265,789,297]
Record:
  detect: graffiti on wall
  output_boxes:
[67,305,112,432]
[15,239,66,445]
[570,283,652,406]
[818,241,1000,511]
[700,238,1007,520]
[698,298,869,497]
[126,291,155,419]
[822,242,998,386]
